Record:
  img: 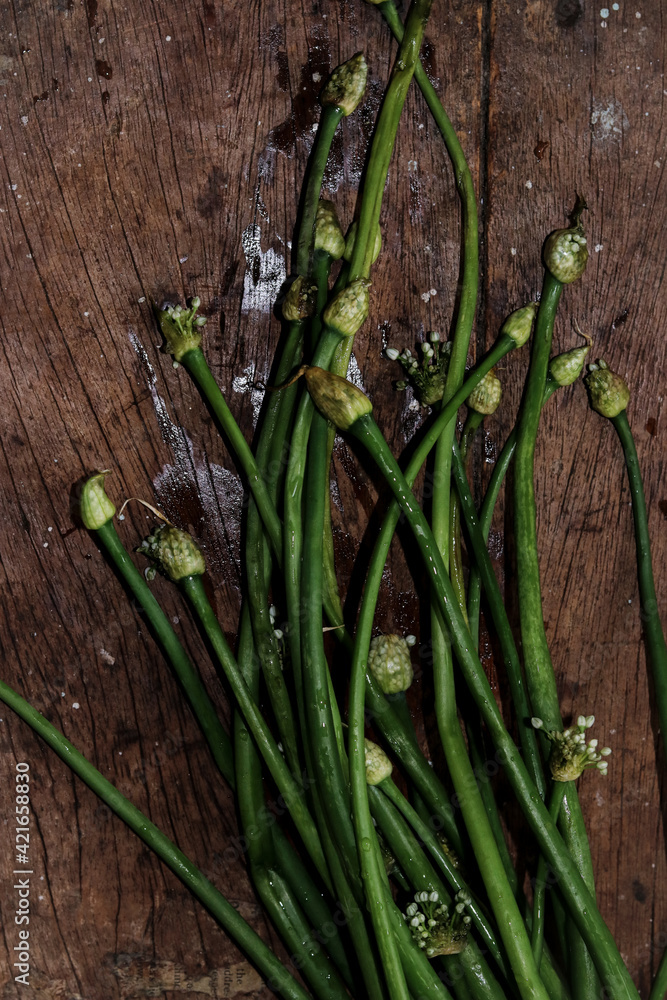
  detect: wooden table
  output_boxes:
[0,0,664,996]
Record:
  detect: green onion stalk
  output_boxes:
[0,677,313,1000]
[512,201,599,1000]
[304,366,640,1000]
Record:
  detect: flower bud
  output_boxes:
[314,201,346,260]
[322,279,371,338]
[303,366,373,431]
[499,302,538,348]
[157,299,204,362]
[531,715,611,782]
[548,345,590,387]
[344,221,382,265]
[368,634,414,694]
[80,471,116,530]
[467,368,502,415]
[320,53,367,116]
[364,739,393,785]
[138,524,206,581]
[584,360,630,418]
[282,276,317,322]
[543,196,589,284]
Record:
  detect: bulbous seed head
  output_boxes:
[500,302,538,348]
[544,197,589,284]
[364,738,393,785]
[80,471,116,530]
[584,360,630,418]
[322,279,371,338]
[320,53,368,116]
[467,368,502,415]
[314,200,346,260]
[368,634,414,694]
[157,298,205,362]
[138,524,206,581]
[303,367,373,431]
[282,276,318,322]
[549,345,590,386]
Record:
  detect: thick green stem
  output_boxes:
[0,678,312,1000]
[531,782,566,969]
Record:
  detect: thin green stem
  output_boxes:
[611,410,667,746]
[91,519,234,787]
[181,574,330,889]
[531,782,566,969]
[649,945,667,1000]
[348,0,434,281]
[297,105,344,277]
[0,678,311,1000]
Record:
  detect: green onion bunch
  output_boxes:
[1,3,665,1000]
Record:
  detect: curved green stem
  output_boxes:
[611,410,667,747]
[0,677,312,1000]
[180,347,283,562]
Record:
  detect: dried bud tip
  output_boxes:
[282,276,318,322]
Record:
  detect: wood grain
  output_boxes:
[0,0,664,997]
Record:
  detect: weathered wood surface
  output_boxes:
[0,0,665,996]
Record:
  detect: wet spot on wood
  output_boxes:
[202,0,215,28]
[534,140,549,160]
[96,59,113,79]
[612,307,629,329]
[658,499,667,519]
[33,91,49,104]
[196,165,227,216]
[632,878,647,903]
[101,90,110,105]
[646,417,657,437]
[555,0,583,27]
[276,50,290,92]
[85,0,98,28]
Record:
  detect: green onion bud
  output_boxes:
[303,366,373,431]
[282,276,317,322]
[404,889,471,957]
[549,345,590,387]
[368,634,414,694]
[543,196,588,284]
[322,278,371,338]
[584,360,630,418]
[499,302,538,348]
[320,53,368,116]
[531,715,611,781]
[314,200,346,260]
[343,221,382,265]
[80,471,116,530]
[364,739,393,785]
[467,368,502,415]
[138,524,206,581]
[156,298,204,362]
